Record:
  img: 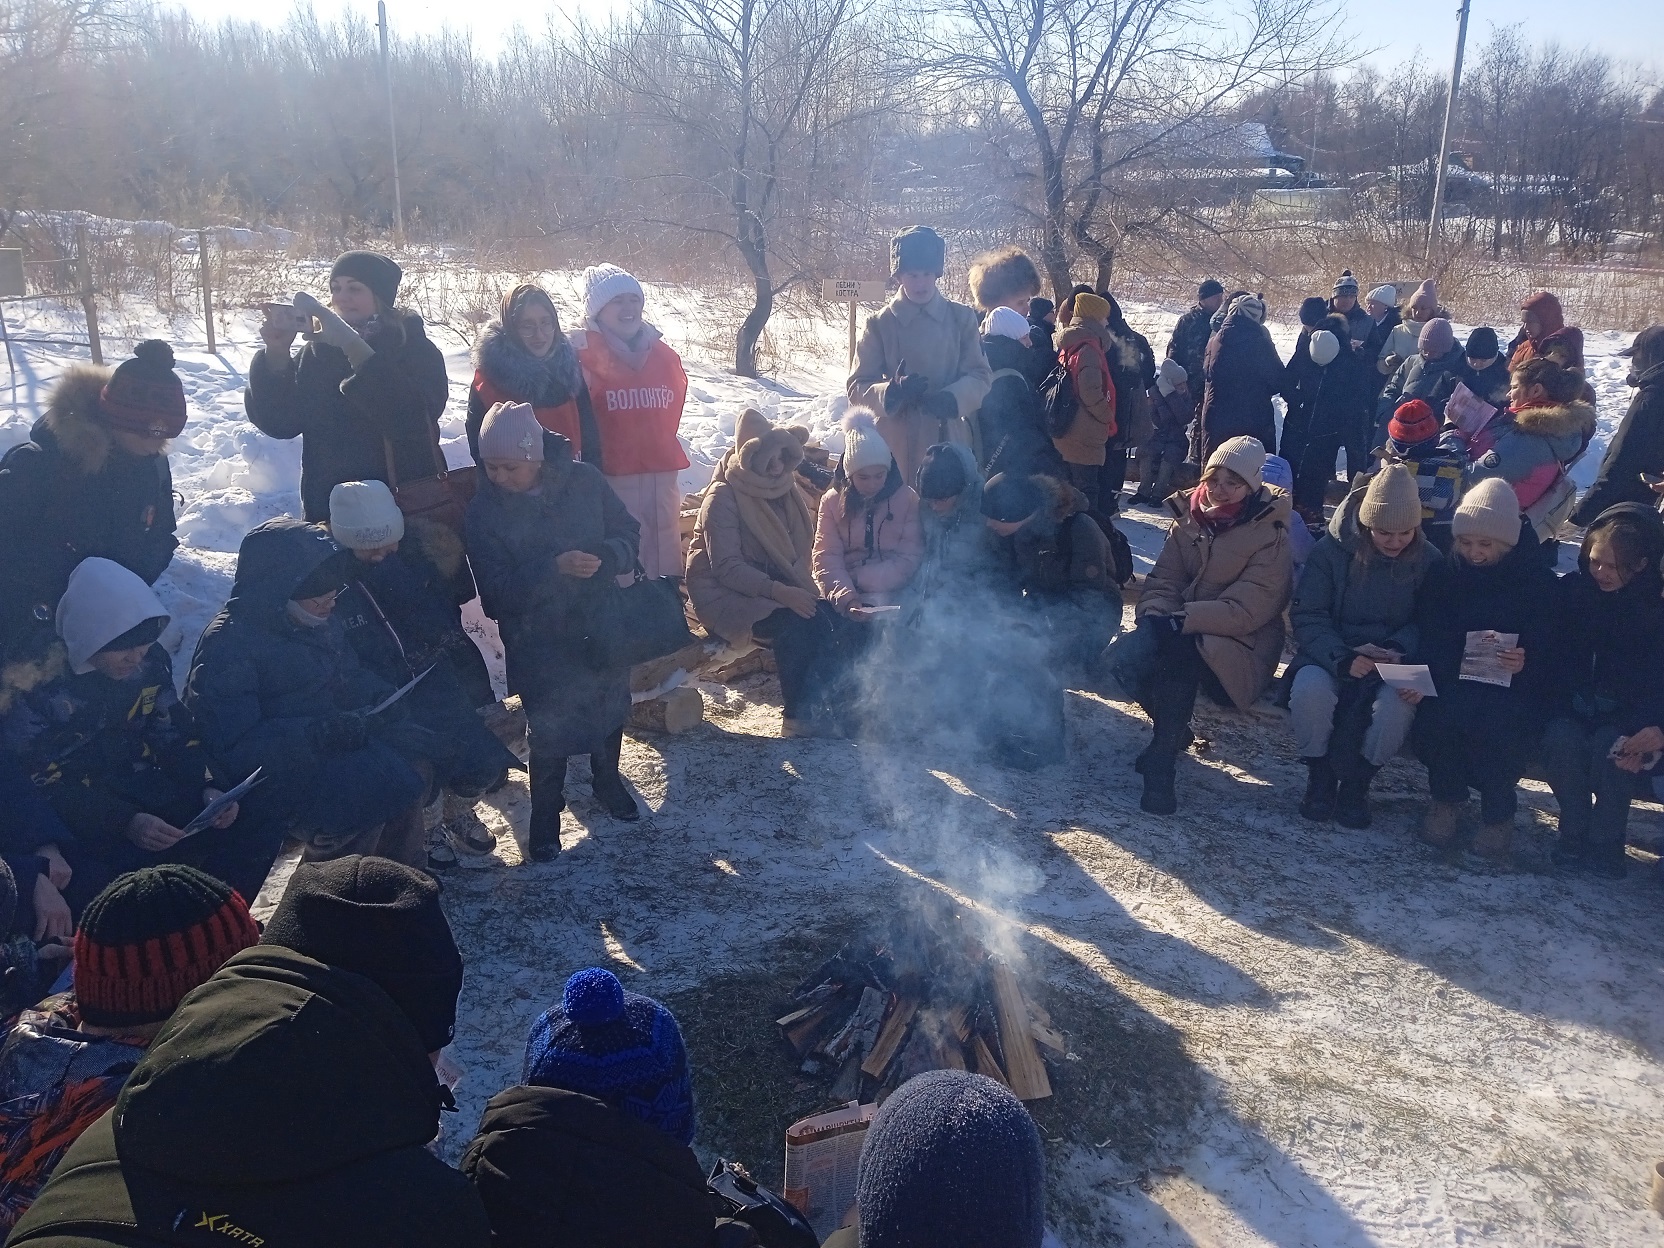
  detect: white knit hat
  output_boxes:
[581,264,645,320]
[1205,435,1266,490]
[1451,477,1521,547]
[1309,330,1340,367]
[55,557,169,675]
[328,480,406,551]
[479,401,546,462]
[1157,357,1187,396]
[1366,284,1397,307]
[985,307,1031,341]
[840,408,893,476]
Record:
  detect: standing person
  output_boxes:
[1027,297,1057,356]
[0,866,260,1234]
[1048,293,1117,509]
[848,226,993,485]
[1280,297,1336,475]
[1460,326,1511,406]
[7,857,492,1248]
[976,307,1064,480]
[570,266,689,581]
[1375,317,1467,445]
[247,251,450,524]
[466,404,643,860]
[1131,359,1194,508]
[1378,280,1446,379]
[1290,321,1367,528]
[1328,270,1371,346]
[1509,290,1587,372]
[1410,479,1557,862]
[1361,283,1400,366]
[1288,465,1438,828]
[967,246,1042,319]
[1541,504,1664,879]
[0,342,183,653]
[1200,295,1283,463]
[1571,325,1664,524]
[467,283,602,468]
[1165,279,1227,395]
[1131,437,1292,815]
[8,559,282,911]
[183,519,431,869]
[1101,295,1158,511]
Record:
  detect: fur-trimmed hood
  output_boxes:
[32,364,136,474]
[1513,399,1597,448]
[1035,472,1090,528]
[472,319,583,405]
[404,514,467,581]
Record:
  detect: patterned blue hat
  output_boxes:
[523,967,695,1146]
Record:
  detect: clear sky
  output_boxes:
[160,0,1662,78]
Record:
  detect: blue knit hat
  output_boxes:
[523,967,695,1146]
[856,1070,1045,1248]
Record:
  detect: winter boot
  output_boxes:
[1470,819,1513,864]
[1418,801,1461,849]
[1135,728,1193,773]
[528,753,568,861]
[1140,757,1178,815]
[1583,796,1632,879]
[1550,792,1593,869]
[1333,764,1379,830]
[1585,842,1629,880]
[1299,757,1338,822]
[590,730,641,822]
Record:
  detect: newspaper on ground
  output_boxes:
[783,1100,876,1241]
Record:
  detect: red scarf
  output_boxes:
[1191,484,1246,531]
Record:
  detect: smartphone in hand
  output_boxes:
[261,302,310,334]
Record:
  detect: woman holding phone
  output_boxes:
[247,251,449,523]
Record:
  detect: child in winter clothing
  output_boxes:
[1049,293,1118,509]
[1259,456,1313,580]
[466,403,643,859]
[1132,436,1293,815]
[1540,504,1664,879]
[460,967,713,1248]
[821,1070,1046,1248]
[467,283,602,466]
[848,227,993,485]
[570,265,689,579]
[1289,465,1439,828]
[812,411,924,612]
[0,342,183,656]
[1411,479,1558,861]
[1132,358,1195,507]
[1378,279,1447,378]
[1509,289,1586,373]
[8,560,283,913]
[1381,400,1465,549]
[0,866,259,1233]
[12,856,490,1248]
[1460,326,1510,406]
[1290,319,1369,525]
[1278,298,1334,476]
[1376,317,1467,445]
[976,308,1065,480]
[1099,295,1158,506]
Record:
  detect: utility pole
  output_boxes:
[1426,0,1472,259]
[377,1,405,243]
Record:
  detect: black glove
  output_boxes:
[884,371,930,414]
[921,390,959,423]
[1142,614,1185,636]
[307,711,368,754]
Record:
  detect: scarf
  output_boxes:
[587,316,663,372]
[726,462,816,592]
[285,600,331,629]
[1190,484,1246,532]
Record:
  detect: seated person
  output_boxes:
[823,1069,1045,1248]
[1541,504,1664,879]
[184,519,430,868]
[5,560,283,910]
[1461,326,1510,406]
[1377,317,1467,444]
[980,471,1117,673]
[1380,400,1464,550]
[1258,455,1312,580]
[1411,479,1557,862]
[10,856,490,1247]
[1130,437,1292,816]
[460,967,713,1248]
[0,866,259,1234]
[329,482,517,865]
[1289,465,1439,829]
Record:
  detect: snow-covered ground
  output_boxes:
[3,276,1660,1247]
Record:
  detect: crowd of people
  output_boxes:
[0,226,1661,1244]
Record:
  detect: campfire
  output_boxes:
[778,901,1061,1104]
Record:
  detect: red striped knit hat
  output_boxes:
[73,865,260,1029]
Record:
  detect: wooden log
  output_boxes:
[782,997,846,1057]
[970,1035,1010,1088]
[1030,1020,1067,1057]
[703,643,769,684]
[627,687,704,735]
[989,961,1052,1101]
[630,639,711,694]
[861,996,918,1079]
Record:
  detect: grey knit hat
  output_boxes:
[1359,463,1423,533]
[1452,478,1521,547]
[479,401,545,462]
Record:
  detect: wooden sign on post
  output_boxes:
[822,278,888,366]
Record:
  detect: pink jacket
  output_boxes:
[812,484,924,608]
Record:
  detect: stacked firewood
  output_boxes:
[778,903,1061,1104]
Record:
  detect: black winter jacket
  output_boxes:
[1165,303,1215,389]
[245,313,449,522]
[460,1085,715,1248]
[0,369,176,649]
[1572,363,1664,524]
[1201,309,1284,450]
[978,335,1065,479]
[1414,533,1558,709]
[7,946,491,1248]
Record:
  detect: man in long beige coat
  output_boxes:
[847,226,993,485]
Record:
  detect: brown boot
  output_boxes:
[1471,819,1514,864]
[1418,801,1461,849]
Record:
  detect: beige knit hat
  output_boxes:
[1204,435,1266,490]
[1451,477,1521,546]
[1359,463,1423,533]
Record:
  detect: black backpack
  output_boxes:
[1040,360,1078,439]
